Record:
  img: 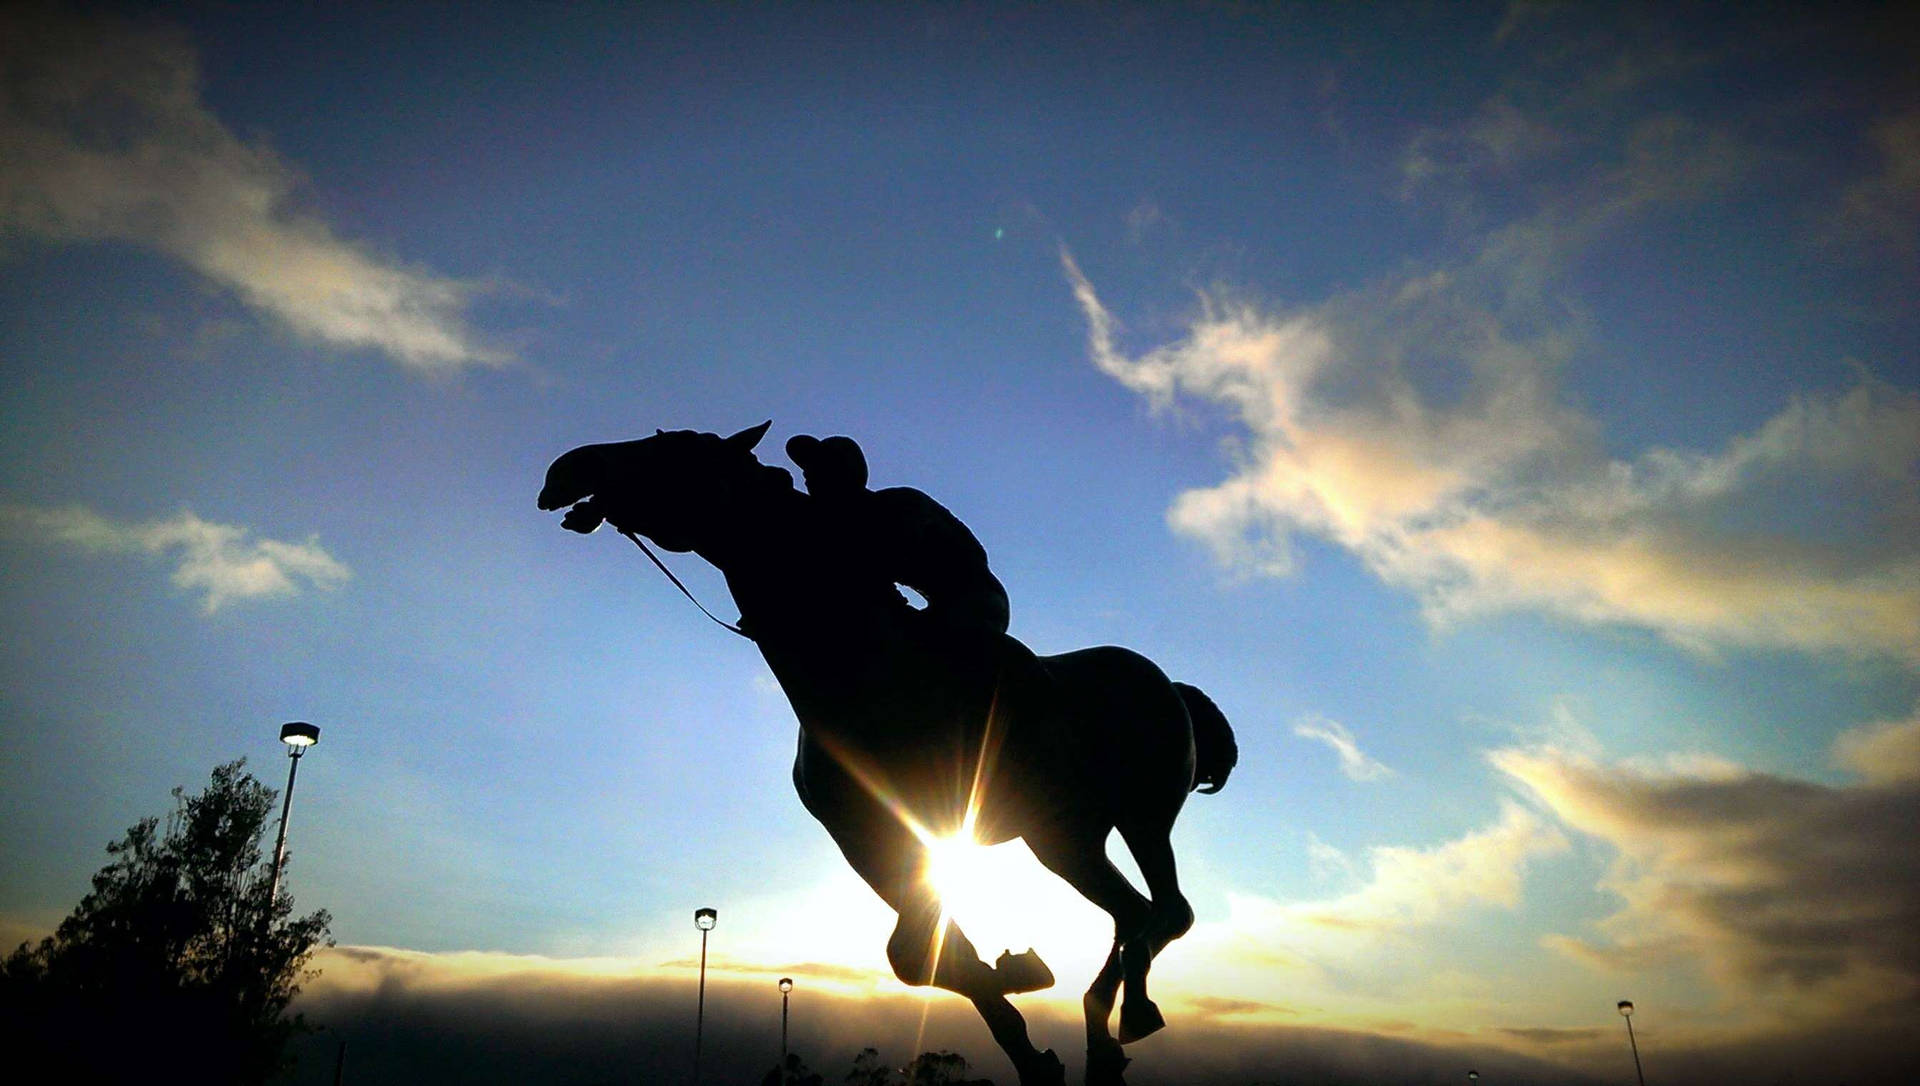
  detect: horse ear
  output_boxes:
[725,420,772,451]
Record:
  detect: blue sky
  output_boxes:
[3,2,1916,1082]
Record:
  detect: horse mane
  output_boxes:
[658,428,797,494]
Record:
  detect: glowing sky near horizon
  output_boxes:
[2,2,1916,1081]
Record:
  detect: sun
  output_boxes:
[925,833,1002,920]
[921,832,1118,991]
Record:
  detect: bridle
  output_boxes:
[618,528,754,641]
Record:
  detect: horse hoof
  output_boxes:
[1086,1039,1130,1085]
[994,948,1056,993]
[1018,1047,1066,1086]
[1117,998,1165,1044]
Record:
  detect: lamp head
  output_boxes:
[778,977,792,993]
[694,907,717,931]
[1618,1000,1635,1017]
[280,721,320,750]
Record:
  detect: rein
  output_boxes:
[618,529,754,641]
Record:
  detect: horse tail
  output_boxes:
[1176,682,1237,795]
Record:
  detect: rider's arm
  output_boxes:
[871,487,1010,633]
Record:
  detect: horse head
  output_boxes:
[538,421,785,552]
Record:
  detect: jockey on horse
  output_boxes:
[784,433,1057,993]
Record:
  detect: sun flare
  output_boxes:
[921,832,1116,990]
[925,833,1001,920]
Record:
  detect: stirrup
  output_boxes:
[993,948,1055,993]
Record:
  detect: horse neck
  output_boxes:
[690,488,830,626]
[694,490,900,669]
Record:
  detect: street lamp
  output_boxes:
[1467,1071,1479,1082]
[693,907,717,1086]
[266,722,320,906]
[313,1024,347,1086]
[778,977,793,1071]
[1618,1000,1645,1086]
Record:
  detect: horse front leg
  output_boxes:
[812,794,1062,1086]
[884,887,1066,1086]
[884,890,1002,993]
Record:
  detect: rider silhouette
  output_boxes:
[786,434,1011,647]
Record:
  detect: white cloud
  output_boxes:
[1152,803,1568,1028]
[1304,833,1355,882]
[1831,708,1920,790]
[1295,802,1568,930]
[0,6,506,371]
[1292,715,1394,782]
[2,504,349,612]
[1828,107,1920,259]
[1065,238,1920,662]
[1494,720,1920,1020]
[1069,33,1920,664]
[1198,803,1567,959]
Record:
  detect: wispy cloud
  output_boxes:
[1494,713,1920,1023]
[1179,803,1567,984]
[1154,804,1569,1039]
[1293,715,1394,782]
[0,6,506,371]
[1305,832,1356,881]
[1064,144,1920,663]
[2,504,349,612]
[1066,18,1920,664]
[1290,803,1568,932]
[1831,708,1920,788]
[1826,107,1920,260]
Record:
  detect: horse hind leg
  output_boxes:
[1115,823,1195,1044]
[1025,829,1148,1082]
[1083,942,1131,1086]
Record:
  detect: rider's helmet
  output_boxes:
[786,434,869,496]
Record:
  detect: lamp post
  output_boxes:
[778,977,793,1072]
[266,722,319,906]
[1467,1071,1479,1082]
[693,907,717,1086]
[314,1024,346,1086]
[1618,1000,1645,1086]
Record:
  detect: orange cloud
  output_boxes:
[1494,718,1920,1025]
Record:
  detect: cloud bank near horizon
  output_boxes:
[284,942,1920,1085]
[1495,709,1920,1029]
[290,943,1604,1086]
[0,5,508,372]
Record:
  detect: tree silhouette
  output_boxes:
[0,760,332,1084]
[761,1051,826,1086]
[902,1051,995,1086]
[842,1047,995,1086]
[845,1047,895,1085]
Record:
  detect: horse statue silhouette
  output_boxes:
[539,422,1237,1086]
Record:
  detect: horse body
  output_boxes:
[540,425,1236,1085]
